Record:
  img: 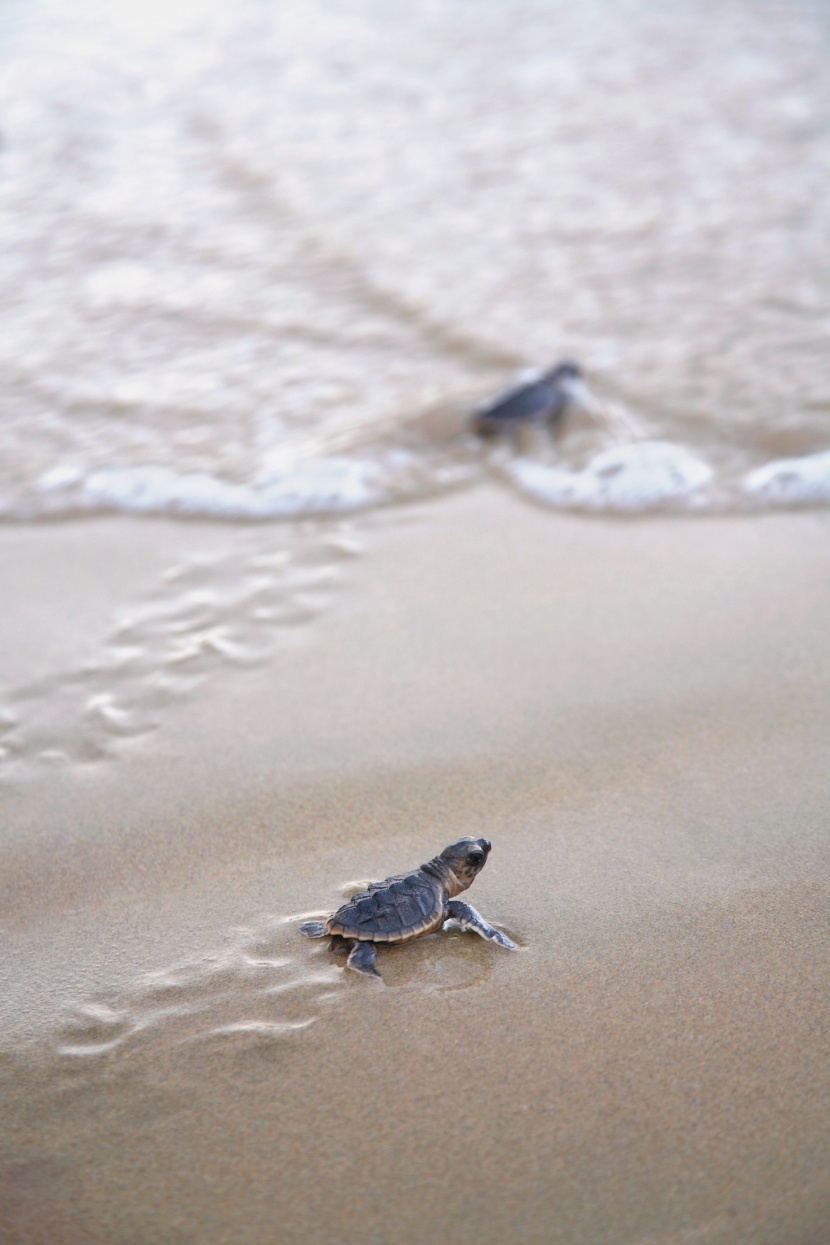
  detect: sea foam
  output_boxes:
[744,451,830,507]
[65,458,387,519]
[507,441,713,513]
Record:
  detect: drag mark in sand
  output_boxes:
[39,900,507,1086]
[53,918,343,1074]
[0,521,362,778]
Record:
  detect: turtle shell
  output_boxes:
[326,869,445,944]
[474,375,563,433]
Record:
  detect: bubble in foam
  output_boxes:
[507,440,713,513]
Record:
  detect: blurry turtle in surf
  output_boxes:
[300,837,516,979]
[473,360,583,438]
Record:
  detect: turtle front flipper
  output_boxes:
[346,941,381,979]
[446,900,517,950]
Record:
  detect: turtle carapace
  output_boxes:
[473,360,582,438]
[300,837,516,979]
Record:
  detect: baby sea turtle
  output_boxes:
[473,360,583,437]
[300,837,516,979]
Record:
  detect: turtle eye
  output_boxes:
[467,852,483,867]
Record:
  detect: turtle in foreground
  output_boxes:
[300,837,516,979]
[473,360,583,438]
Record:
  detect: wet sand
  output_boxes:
[2,488,830,1244]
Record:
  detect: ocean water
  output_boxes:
[1,0,828,522]
[1,0,829,778]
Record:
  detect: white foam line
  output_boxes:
[78,458,386,518]
[744,450,830,506]
[508,440,713,513]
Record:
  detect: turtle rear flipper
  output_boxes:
[346,941,381,979]
[300,921,328,939]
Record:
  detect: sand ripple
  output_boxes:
[52,911,517,1071]
[52,918,343,1074]
[0,522,361,778]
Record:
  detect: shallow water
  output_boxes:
[0,0,828,521]
[4,0,829,776]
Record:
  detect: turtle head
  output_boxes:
[544,359,591,412]
[544,360,582,385]
[439,837,491,892]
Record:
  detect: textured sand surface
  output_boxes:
[2,490,829,1244]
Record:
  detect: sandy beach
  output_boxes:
[2,487,829,1244]
[2,0,829,1239]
